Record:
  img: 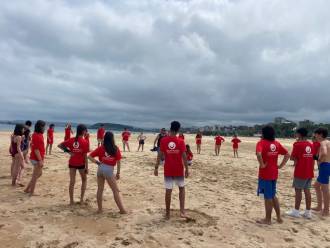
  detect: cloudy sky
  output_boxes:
[0,0,329,128]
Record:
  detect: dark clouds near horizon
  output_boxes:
[0,0,330,128]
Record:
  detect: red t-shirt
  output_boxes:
[186,150,193,161]
[256,139,288,180]
[61,137,90,166]
[215,136,225,145]
[47,128,54,144]
[178,134,185,140]
[64,128,71,141]
[89,146,122,166]
[196,135,202,145]
[122,131,131,141]
[30,133,45,161]
[291,141,314,179]
[97,128,105,139]
[231,138,241,149]
[313,141,321,156]
[160,136,186,177]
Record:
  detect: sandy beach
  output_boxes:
[0,131,329,248]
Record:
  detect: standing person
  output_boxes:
[153,128,167,164]
[46,124,55,155]
[196,131,202,154]
[286,128,314,219]
[122,128,131,152]
[312,136,321,161]
[154,121,189,220]
[9,124,25,186]
[256,126,290,225]
[214,134,225,156]
[58,124,89,205]
[231,135,242,158]
[22,120,32,163]
[88,132,127,214]
[312,128,330,216]
[64,123,73,141]
[137,132,147,152]
[24,120,46,196]
[178,132,185,141]
[97,124,105,147]
[186,145,193,166]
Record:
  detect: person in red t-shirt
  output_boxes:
[154,121,189,220]
[88,132,127,214]
[178,132,185,141]
[186,144,193,166]
[97,124,105,147]
[64,123,73,141]
[122,128,131,152]
[46,124,55,155]
[256,126,290,225]
[231,135,241,158]
[24,120,46,196]
[58,124,90,205]
[286,128,314,219]
[214,134,225,156]
[196,131,202,154]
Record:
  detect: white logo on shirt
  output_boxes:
[168,142,176,150]
[270,144,276,152]
[73,142,80,149]
[305,146,312,154]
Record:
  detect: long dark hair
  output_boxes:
[34,120,46,134]
[75,124,87,141]
[103,132,117,156]
[262,125,275,141]
[14,124,24,136]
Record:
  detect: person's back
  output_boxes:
[320,140,330,163]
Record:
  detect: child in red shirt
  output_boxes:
[97,124,105,147]
[231,135,241,158]
[24,120,46,196]
[186,145,193,166]
[214,134,225,156]
[46,124,55,155]
[256,126,290,225]
[195,131,202,154]
[64,123,73,141]
[154,121,189,220]
[88,132,127,214]
[122,128,131,152]
[286,128,314,219]
[58,124,89,205]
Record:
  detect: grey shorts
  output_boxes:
[164,176,185,189]
[30,160,39,166]
[292,178,312,189]
[97,164,114,178]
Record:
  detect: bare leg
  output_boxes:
[179,187,186,218]
[78,169,87,204]
[142,144,144,152]
[273,197,283,223]
[127,143,130,152]
[69,169,76,205]
[106,177,127,214]
[321,184,329,216]
[16,159,25,186]
[295,188,302,210]
[96,176,105,213]
[46,144,49,155]
[11,156,20,186]
[25,165,42,196]
[165,189,172,219]
[304,189,312,210]
[257,199,273,225]
[123,142,125,152]
[137,144,141,152]
[312,182,323,211]
[49,144,53,155]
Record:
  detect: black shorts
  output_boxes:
[69,165,85,170]
[139,140,145,145]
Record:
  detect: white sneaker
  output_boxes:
[286,209,301,218]
[301,210,312,219]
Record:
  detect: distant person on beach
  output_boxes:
[214,134,225,156]
[312,128,330,216]
[196,131,202,154]
[88,132,127,214]
[154,121,189,220]
[9,124,25,186]
[256,125,290,225]
[58,124,90,205]
[24,120,46,196]
[97,124,105,147]
[137,132,147,152]
[122,128,131,152]
[286,128,314,219]
[22,120,32,163]
[64,123,73,141]
[178,132,185,140]
[231,135,241,158]
[153,128,167,164]
[46,124,55,155]
[186,144,193,166]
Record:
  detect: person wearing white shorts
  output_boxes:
[164,176,185,189]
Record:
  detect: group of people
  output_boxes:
[7,120,330,222]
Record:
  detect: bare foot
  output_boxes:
[277,218,284,224]
[18,183,25,187]
[24,189,30,193]
[165,213,170,220]
[321,211,329,217]
[312,207,322,211]
[69,201,75,206]
[119,210,127,215]
[97,209,103,214]
[256,219,271,225]
[180,212,188,219]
